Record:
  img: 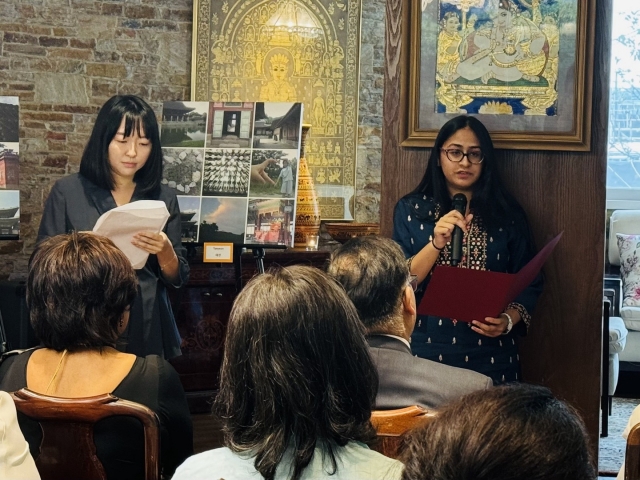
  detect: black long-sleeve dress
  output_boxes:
[0,349,194,479]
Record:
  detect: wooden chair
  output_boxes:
[370,405,437,459]
[9,388,161,480]
[625,423,640,480]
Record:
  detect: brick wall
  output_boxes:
[0,0,385,279]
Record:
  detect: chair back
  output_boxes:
[10,388,160,480]
[370,405,437,459]
[626,422,640,480]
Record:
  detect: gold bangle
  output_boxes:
[160,253,177,270]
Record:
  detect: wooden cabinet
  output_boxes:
[168,248,329,412]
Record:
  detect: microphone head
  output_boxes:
[451,193,467,213]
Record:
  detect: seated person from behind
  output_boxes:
[0,391,40,479]
[173,265,403,480]
[327,235,492,410]
[401,383,596,480]
[617,404,640,479]
[0,232,193,479]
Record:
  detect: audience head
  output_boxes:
[327,235,416,338]
[215,265,378,480]
[401,383,596,480]
[28,232,138,352]
[79,94,163,194]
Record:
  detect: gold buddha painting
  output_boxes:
[192,0,362,219]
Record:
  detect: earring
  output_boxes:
[119,319,124,328]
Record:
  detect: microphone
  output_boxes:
[451,193,467,266]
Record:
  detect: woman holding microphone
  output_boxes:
[393,115,542,384]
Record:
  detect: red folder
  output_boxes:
[417,232,562,322]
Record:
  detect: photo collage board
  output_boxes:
[160,101,302,247]
[0,97,20,240]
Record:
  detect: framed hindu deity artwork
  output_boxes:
[191,0,362,219]
[401,0,595,150]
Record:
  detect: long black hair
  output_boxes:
[79,95,163,195]
[215,265,378,480]
[412,115,527,230]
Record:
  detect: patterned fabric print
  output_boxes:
[617,233,640,307]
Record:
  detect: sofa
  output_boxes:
[607,210,640,369]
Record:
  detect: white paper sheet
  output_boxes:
[93,200,170,269]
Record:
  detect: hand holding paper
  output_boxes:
[93,200,170,269]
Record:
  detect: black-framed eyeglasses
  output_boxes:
[441,148,484,164]
[407,274,419,292]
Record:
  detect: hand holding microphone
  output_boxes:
[431,193,472,265]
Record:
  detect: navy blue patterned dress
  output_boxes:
[393,193,543,384]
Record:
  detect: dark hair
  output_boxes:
[401,383,596,480]
[79,95,163,195]
[327,235,408,333]
[215,265,378,480]
[412,115,526,230]
[27,232,138,352]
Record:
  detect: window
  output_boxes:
[607,3,640,209]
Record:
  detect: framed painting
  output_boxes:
[400,0,595,151]
[191,0,363,219]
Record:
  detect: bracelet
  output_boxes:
[431,237,444,251]
[159,253,177,270]
[500,312,513,335]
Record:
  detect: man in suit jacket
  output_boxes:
[327,235,492,410]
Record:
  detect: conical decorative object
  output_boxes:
[294,124,320,248]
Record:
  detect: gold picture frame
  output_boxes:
[190,0,363,220]
[400,0,595,151]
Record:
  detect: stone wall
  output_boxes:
[0,0,384,279]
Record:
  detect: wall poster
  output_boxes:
[0,96,20,240]
[191,0,362,219]
[401,0,594,150]
[161,101,303,247]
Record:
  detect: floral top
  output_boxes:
[393,193,543,384]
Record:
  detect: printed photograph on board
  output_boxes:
[252,102,301,150]
[162,148,203,196]
[161,101,209,148]
[206,102,254,148]
[0,142,19,189]
[0,97,19,142]
[0,190,20,239]
[245,198,294,246]
[202,149,251,197]
[177,196,202,243]
[249,149,298,198]
[199,197,248,244]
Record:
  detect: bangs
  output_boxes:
[122,114,148,139]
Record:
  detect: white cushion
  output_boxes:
[609,210,640,266]
[610,316,629,353]
[617,234,640,308]
[621,307,640,331]
[620,331,640,362]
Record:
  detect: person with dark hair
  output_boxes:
[173,265,403,480]
[37,94,189,359]
[400,383,596,480]
[327,235,492,409]
[393,115,543,384]
[0,232,193,479]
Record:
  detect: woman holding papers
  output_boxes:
[392,115,542,384]
[37,95,189,359]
